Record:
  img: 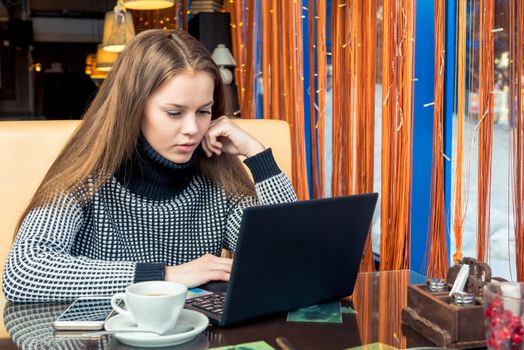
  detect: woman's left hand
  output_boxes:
[201,116,265,158]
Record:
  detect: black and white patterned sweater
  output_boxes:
[2,138,297,302]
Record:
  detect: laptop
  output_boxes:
[184,193,378,326]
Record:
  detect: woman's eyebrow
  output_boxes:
[163,101,214,109]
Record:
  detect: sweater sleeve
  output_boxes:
[223,149,298,251]
[2,192,137,302]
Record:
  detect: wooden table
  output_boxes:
[0,270,434,349]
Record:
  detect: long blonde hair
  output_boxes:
[18,29,255,231]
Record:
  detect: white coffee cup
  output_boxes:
[111,281,187,334]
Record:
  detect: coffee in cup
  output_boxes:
[111,281,187,334]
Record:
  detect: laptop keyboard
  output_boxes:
[186,293,226,316]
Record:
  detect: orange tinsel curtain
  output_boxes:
[308,0,326,199]
[256,0,309,199]
[426,0,448,278]
[225,0,312,199]
[451,0,468,266]
[510,0,524,280]
[224,0,256,118]
[379,0,415,271]
[476,0,495,263]
[331,0,377,272]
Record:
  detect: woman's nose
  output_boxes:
[181,115,198,134]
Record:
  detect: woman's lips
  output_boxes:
[174,143,196,153]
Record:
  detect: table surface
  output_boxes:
[0,270,435,350]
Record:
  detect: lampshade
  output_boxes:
[85,54,95,75]
[86,53,108,80]
[102,10,135,53]
[123,0,174,10]
[211,44,236,67]
[95,44,119,72]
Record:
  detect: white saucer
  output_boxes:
[104,309,209,348]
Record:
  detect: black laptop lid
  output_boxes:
[222,193,378,326]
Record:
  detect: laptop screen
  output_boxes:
[219,193,378,326]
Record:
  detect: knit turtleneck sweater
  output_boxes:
[115,137,291,283]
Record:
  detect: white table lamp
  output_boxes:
[212,44,236,84]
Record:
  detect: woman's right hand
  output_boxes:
[164,254,233,288]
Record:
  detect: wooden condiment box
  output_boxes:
[402,284,486,348]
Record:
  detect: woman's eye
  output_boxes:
[166,111,181,117]
[198,110,212,115]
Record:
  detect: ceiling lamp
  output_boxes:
[123,0,175,10]
[95,44,119,72]
[102,3,135,53]
[86,53,107,81]
[85,54,95,76]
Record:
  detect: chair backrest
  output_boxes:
[0,120,80,302]
[233,119,293,181]
[0,118,292,299]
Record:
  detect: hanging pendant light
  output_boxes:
[85,54,95,76]
[87,53,107,80]
[102,2,135,53]
[95,44,119,72]
[123,0,174,10]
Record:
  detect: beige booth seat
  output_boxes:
[0,121,80,338]
[0,119,292,306]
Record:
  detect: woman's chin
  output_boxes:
[168,153,193,164]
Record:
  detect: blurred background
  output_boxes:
[0,0,233,119]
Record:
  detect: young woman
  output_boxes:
[2,29,297,302]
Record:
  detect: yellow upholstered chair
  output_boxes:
[233,119,292,181]
[0,120,80,299]
[0,120,79,337]
[0,118,292,302]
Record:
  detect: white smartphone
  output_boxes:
[53,296,116,330]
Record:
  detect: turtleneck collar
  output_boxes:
[114,135,201,199]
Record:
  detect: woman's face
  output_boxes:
[141,70,214,164]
